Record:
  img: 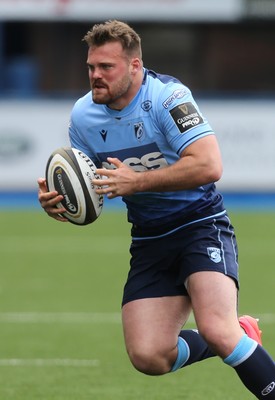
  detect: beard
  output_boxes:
[91,74,132,107]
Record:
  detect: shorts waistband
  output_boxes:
[131,209,227,241]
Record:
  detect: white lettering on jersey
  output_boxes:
[102,151,168,172]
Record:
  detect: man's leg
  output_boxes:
[122,295,192,375]
[175,315,262,368]
[122,295,265,375]
[186,271,275,399]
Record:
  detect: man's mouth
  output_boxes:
[93,81,107,90]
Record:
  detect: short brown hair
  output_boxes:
[83,20,142,59]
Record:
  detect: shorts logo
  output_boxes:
[170,102,204,133]
[262,382,275,396]
[207,247,221,263]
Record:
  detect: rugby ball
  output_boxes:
[45,147,104,225]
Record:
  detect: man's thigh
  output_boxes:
[187,271,243,357]
[122,296,191,353]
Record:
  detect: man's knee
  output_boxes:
[127,344,174,376]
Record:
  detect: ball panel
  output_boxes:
[56,147,97,224]
[46,154,88,225]
[53,166,78,214]
[73,149,104,217]
[45,156,95,225]
[45,147,103,225]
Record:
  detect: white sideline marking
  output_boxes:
[0,312,121,324]
[0,312,273,324]
[0,359,99,367]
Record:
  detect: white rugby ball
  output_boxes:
[45,147,104,225]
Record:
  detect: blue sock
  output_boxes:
[171,330,215,372]
[179,329,215,366]
[224,335,275,399]
[171,337,190,372]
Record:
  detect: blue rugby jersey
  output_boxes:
[69,68,225,228]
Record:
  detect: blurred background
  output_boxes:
[0,0,274,208]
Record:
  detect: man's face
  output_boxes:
[87,41,134,109]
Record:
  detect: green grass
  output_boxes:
[0,209,274,399]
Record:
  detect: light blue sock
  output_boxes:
[224,334,257,367]
[171,337,190,372]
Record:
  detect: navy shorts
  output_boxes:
[122,214,239,306]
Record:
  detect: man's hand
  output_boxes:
[37,177,68,222]
[92,136,223,197]
[93,157,140,199]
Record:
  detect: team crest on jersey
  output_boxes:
[134,122,145,141]
[207,247,221,264]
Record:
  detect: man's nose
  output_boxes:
[90,67,102,79]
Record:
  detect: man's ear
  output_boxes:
[130,58,142,74]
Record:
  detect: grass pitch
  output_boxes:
[0,209,274,400]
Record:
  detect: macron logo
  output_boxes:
[99,130,108,142]
[262,382,275,396]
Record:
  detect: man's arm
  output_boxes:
[94,135,223,199]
